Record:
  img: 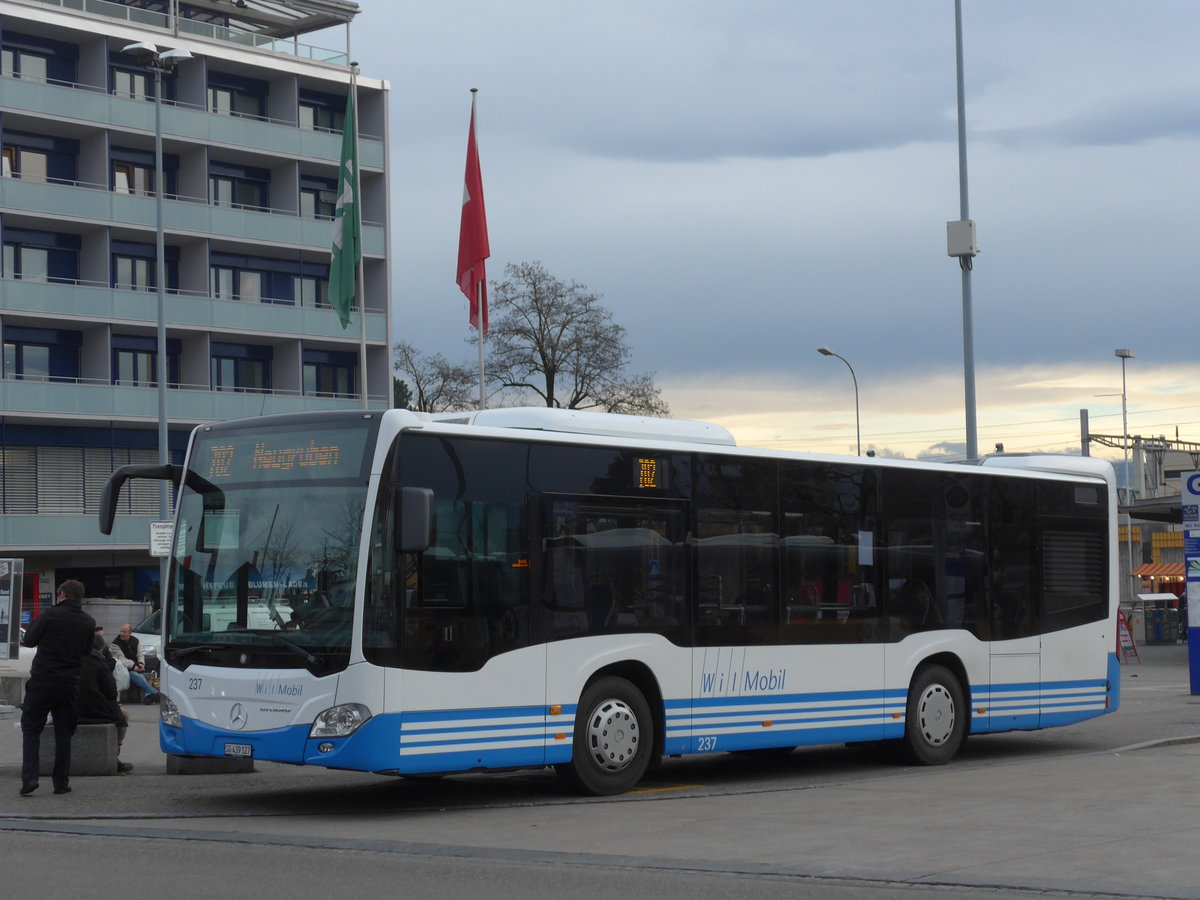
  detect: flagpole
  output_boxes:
[351,63,368,410]
[477,281,486,409]
[471,89,485,410]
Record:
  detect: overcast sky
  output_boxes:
[343,1,1198,460]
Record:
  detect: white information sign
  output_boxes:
[149,521,175,558]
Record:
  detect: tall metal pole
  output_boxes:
[954,0,978,461]
[1115,348,1136,611]
[153,63,169,597]
[350,63,368,410]
[1117,349,1134,496]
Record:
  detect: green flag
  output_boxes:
[329,83,360,329]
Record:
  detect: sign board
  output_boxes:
[0,559,24,662]
[1183,473,1200,694]
[149,521,175,558]
[1116,608,1140,664]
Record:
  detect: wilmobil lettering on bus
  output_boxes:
[700,668,788,695]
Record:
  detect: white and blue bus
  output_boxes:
[100,407,1119,795]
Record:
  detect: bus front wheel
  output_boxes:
[901,664,966,766]
[557,676,653,796]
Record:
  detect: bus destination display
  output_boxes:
[197,427,371,483]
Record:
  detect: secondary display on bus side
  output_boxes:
[193,424,374,484]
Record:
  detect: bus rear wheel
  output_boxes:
[557,676,653,796]
[901,664,967,765]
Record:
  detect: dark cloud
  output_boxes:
[987,91,1200,148]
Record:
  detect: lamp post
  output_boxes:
[817,346,861,456]
[1115,348,1135,498]
[123,42,192,597]
[1114,348,1136,613]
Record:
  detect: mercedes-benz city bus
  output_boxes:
[99,407,1119,795]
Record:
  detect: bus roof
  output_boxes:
[429,407,738,446]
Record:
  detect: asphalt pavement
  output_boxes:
[2,644,1199,899]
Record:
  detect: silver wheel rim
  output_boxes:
[917,683,956,747]
[585,698,640,772]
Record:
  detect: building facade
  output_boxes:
[0,0,390,615]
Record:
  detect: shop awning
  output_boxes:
[1132,563,1185,577]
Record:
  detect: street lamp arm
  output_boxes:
[816,346,861,456]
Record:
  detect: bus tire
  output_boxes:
[557,676,653,796]
[901,664,966,765]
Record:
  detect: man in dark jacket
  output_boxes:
[78,634,133,773]
[19,579,95,796]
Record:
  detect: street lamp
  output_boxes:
[817,346,861,456]
[123,41,192,596]
[1115,348,1135,498]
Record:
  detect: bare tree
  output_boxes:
[485,261,669,416]
[392,341,476,413]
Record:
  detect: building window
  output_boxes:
[300,176,337,219]
[111,241,176,292]
[112,68,152,100]
[113,161,154,195]
[209,162,269,210]
[2,31,77,85]
[4,342,49,380]
[3,229,80,284]
[2,145,48,181]
[293,275,328,308]
[211,343,272,393]
[111,335,180,388]
[114,256,153,291]
[299,101,344,133]
[303,351,355,398]
[2,47,48,81]
[210,266,266,301]
[2,131,78,183]
[207,72,267,119]
[112,147,176,197]
[211,253,325,305]
[3,327,82,382]
[3,244,48,281]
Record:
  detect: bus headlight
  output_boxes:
[310,703,371,738]
[160,695,181,728]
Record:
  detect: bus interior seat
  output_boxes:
[586,582,615,631]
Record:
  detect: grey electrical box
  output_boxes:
[946,219,979,257]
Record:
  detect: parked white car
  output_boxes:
[0,626,36,680]
[131,610,162,664]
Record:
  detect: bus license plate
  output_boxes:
[224,743,253,758]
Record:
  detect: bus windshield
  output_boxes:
[164,416,378,675]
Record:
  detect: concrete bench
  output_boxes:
[0,675,25,707]
[37,722,119,777]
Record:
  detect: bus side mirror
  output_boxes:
[396,487,434,553]
[99,463,182,535]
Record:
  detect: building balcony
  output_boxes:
[9,0,351,68]
[0,377,389,425]
[0,76,385,169]
[0,513,127,551]
[0,279,387,342]
[0,178,386,255]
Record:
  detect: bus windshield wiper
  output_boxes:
[269,634,325,668]
[171,642,244,661]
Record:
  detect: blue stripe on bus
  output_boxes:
[167,664,1118,774]
[400,704,553,723]
[672,688,908,710]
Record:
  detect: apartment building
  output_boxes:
[0,0,390,613]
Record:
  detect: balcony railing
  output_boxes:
[0,71,385,144]
[20,0,350,67]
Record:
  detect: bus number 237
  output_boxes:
[696,736,718,752]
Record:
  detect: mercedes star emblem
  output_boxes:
[229,703,248,730]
